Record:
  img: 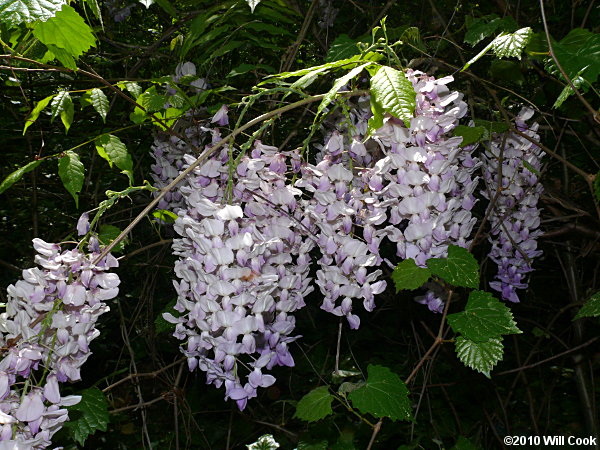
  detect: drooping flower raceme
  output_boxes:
[0,238,119,447]
[313,71,481,313]
[165,137,314,410]
[482,108,544,302]
[296,140,386,329]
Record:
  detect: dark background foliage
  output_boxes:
[1,0,599,448]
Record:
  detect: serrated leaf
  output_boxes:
[391,258,431,291]
[0,160,42,195]
[98,224,126,253]
[23,95,53,134]
[453,125,485,147]
[574,291,600,319]
[293,386,333,422]
[348,365,412,421]
[64,387,109,446]
[492,27,532,59]
[426,245,479,288]
[546,29,600,91]
[89,88,109,122]
[117,81,142,99]
[58,150,84,207]
[464,17,503,46]
[0,0,65,27]
[316,62,372,119]
[447,290,521,342]
[138,86,167,112]
[33,5,96,66]
[326,34,361,62]
[369,65,416,127]
[455,336,503,378]
[94,134,133,183]
[50,91,71,122]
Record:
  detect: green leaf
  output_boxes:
[0,160,42,195]
[296,441,328,450]
[94,134,133,183]
[451,435,481,450]
[155,0,177,16]
[426,245,480,289]
[391,258,431,291]
[326,34,361,62]
[315,62,372,119]
[117,81,142,99]
[58,150,84,207]
[89,88,109,122]
[0,0,65,27]
[453,125,485,147]
[464,15,518,47]
[155,299,178,334]
[23,95,53,134]
[63,387,109,446]
[369,65,416,127]
[293,386,333,422]
[472,119,509,141]
[464,17,503,46]
[60,95,74,133]
[546,28,600,92]
[227,63,276,78]
[98,224,126,253]
[264,57,366,82]
[447,290,521,342]
[492,27,533,59]
[348,365,412,421]
[50,90,70,122]
[138,86,167,112]
[152,209,178,223]
[462,27,532,71]
[574,291,600,319]
[455,336,503,378]
[33,5,96,66]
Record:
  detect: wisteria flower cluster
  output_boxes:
[315,70,481,312]
[296,134,386,329]
[0,238,119,448]
[153,69,544,407]
[482,107,544,302]
[164,126,314,409]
